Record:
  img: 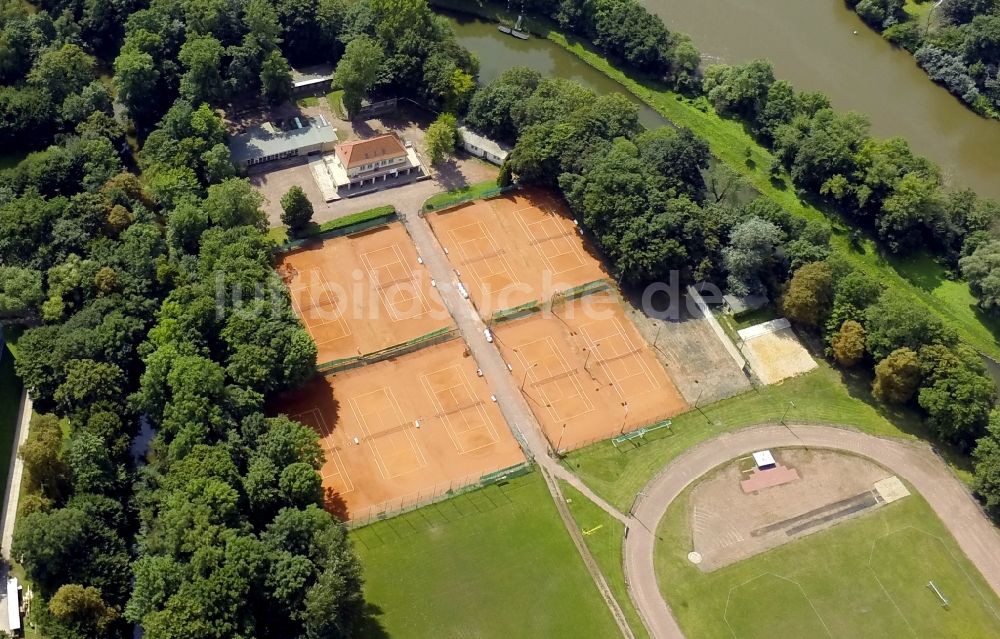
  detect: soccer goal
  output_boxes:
[611,419,672,449]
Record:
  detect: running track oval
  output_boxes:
[622,424,1000,639]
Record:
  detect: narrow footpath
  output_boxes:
[399,205,637,637]
[0,387,32,634]
[401,201,1000,639]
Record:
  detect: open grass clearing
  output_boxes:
[657,484,1000,638]
[351,471,620,639]
[560,481,650,639]
[562,360,950,513]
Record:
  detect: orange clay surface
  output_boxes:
[426,188,607,317]
[494,291,687,451]
[276,222,452,365]
[272,339,525,521]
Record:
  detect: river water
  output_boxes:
[444,12,668,130]
[642,0,1000,199]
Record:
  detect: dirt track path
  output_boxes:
[624,424,1000,639]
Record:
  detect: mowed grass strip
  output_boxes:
[351,471,621,639]
[657,486,1000,639]
[563,361,939,513]
[559,481,650,639]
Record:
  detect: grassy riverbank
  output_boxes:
[543,31,1000,357]
[435,1,1000,357]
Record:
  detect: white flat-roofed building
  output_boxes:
[7,577,20,632]
[458,126,510,165]
[229,118,338,168]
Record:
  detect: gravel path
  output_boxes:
[398,204,636,637]
[623,424,1000,639]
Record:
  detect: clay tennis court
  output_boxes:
[272,339,525,521]
[276,222,451,365]
[494,291,686,451]
[426,188,607,317]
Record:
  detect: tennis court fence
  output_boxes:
[316,326,460,374]
[346,461,534,527]
[420,184,519,215]
[549,411,679,455]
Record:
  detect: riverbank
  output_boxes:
[435,1,1000,358]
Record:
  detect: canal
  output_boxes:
[642,0,1000,200]
[443,12,668,130]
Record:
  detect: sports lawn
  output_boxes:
[657,486,1000,638]
[351,471,620,639]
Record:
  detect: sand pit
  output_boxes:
[738,319,817,384]
[277,222,451,365]
[689,449,901,571]
[272,339,525,522]
[493,291,686,451]
[426,188,607,317]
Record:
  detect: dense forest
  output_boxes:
[0,0,474,636]
[847,0,1000,119]
[3,0,1000,633]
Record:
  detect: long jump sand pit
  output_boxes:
[277,222,451,365]
[272,339,525,521]
[494,291,686,451]
[426,188,607,317]
[689,449,900,571]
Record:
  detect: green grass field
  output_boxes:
[657,485,1000,638]
[560,481,650,639]
[351,472,620,639]
[563,360,949,513]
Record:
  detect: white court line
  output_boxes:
[513,337,594,423]
[293,408,354,493]
[579,320,660,392]
[349,387,427,481]
[513,209,582,275]
[420,366,500,454]
[360,243,430,321]
[289,278,353,337]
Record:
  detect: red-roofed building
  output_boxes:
[329,133,422,191]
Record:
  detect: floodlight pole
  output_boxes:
[556,423,567,453]
[618,402,630,435]
[780,400,795,426]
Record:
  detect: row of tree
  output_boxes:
[518,0,700,89]
[469,67,831,296]
[850,0,1000,119]
[700,58,1000,305]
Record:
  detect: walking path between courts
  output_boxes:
[390,200,1000,639]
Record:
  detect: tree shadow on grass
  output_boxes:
[355,603,391,639]
[834,362,974,476]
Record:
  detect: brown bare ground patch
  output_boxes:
[689,449,894,571]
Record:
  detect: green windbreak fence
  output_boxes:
[277,208,398,253]
[421,184,518,213]
[316,327,460,374]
